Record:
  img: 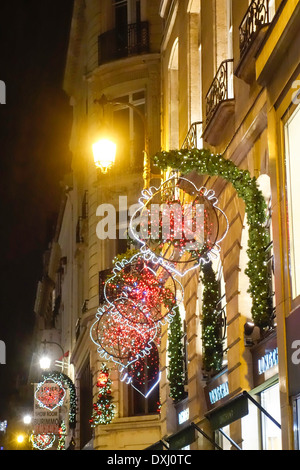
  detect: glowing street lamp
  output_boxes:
[92,138,117,174]
[39,354,51,370]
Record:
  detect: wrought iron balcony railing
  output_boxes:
[181,121,203,150]
[239,0,270,58]
[205,59,234,126]
[98,21,150,65]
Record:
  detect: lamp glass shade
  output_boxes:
[92,138,117,173]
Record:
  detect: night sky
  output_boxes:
[0,1,74,421]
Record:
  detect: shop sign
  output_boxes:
[286,306,300,396]
[178,408,189,425]
[252,333,278,387]
[33,384,60,435]
[204,370,230,411]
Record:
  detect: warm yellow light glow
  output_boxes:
[17,434,25,444]
[39,355,51,370]
[92,138,117,173]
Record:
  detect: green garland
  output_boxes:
[43,371,77,429]
[152,148,272,328]
[200,262,224,372]
[167,305,186,402]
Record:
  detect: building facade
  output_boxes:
[31,0,300,450]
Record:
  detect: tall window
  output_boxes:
[168,39,179,150]
[112,91,145,170]
[284,104,300,299]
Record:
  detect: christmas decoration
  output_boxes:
[105,252,181,325]
[57,421,66,450]
[129,175,228,278]
[90,302,159,369]
[43,371,77,429]
[30,433,56,451]
[35,377,66,411]
[126,343,161,398]
[90,364,115,426]
[200,262,224,372]
[167,306,186,402]
[152,148,272,328]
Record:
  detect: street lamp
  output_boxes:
[93,94,151,188]
[92,138,117,174]
[39,340,66,371]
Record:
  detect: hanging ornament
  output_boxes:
[129,175,229,277]
[90,302,159,369]
[30,433,56,451]
[105,252,183,325]
[35,378,66,411]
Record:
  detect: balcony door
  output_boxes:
[114,0,141,54]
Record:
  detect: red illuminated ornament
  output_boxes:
[35,378,66,411]
[30,433,56,451]
[97,372,109,387]
[105,255,181,325]
[90,302,159,368]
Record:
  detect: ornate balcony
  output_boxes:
[203,59,235,147]
[235,0,271,83]
[98,21,150,66]
[181,121,203,150]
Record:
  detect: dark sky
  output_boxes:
[0,1,74,420]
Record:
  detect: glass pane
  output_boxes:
[284,104,300,299]
[261,383,281,450]
[241,398,260,450]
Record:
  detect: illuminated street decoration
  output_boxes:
[105,253,183,325]
[35,378,66,411]
[129,175,229,278]
[90,364,115,426]
[30,433,56,451]
[90,302,159,369]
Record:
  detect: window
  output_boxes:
[293,395,300,450]
[127,345,160,416]
[284,104,300,299]
[261,383,281,450]
[112,91,145,170]
[79,358,93,449]
[241,382,281,450]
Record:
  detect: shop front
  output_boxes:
[202,333,281,450]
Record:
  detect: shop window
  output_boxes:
[293,395,300,450]
[261,383,281,450]
[284,104,300,299]
[241,382,281,450]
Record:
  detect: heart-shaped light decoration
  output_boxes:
[35,378,66,411]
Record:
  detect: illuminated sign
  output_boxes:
[209,381,230,405]
[258,347,278,375]
[178,408,189,425]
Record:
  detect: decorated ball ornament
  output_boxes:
[104,252,183,325]
[35,378,66,411]
[90,302,159,369]
[30,433,56,451]
[129,175,229,278]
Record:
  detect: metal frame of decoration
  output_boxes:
[129,175,229,278]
